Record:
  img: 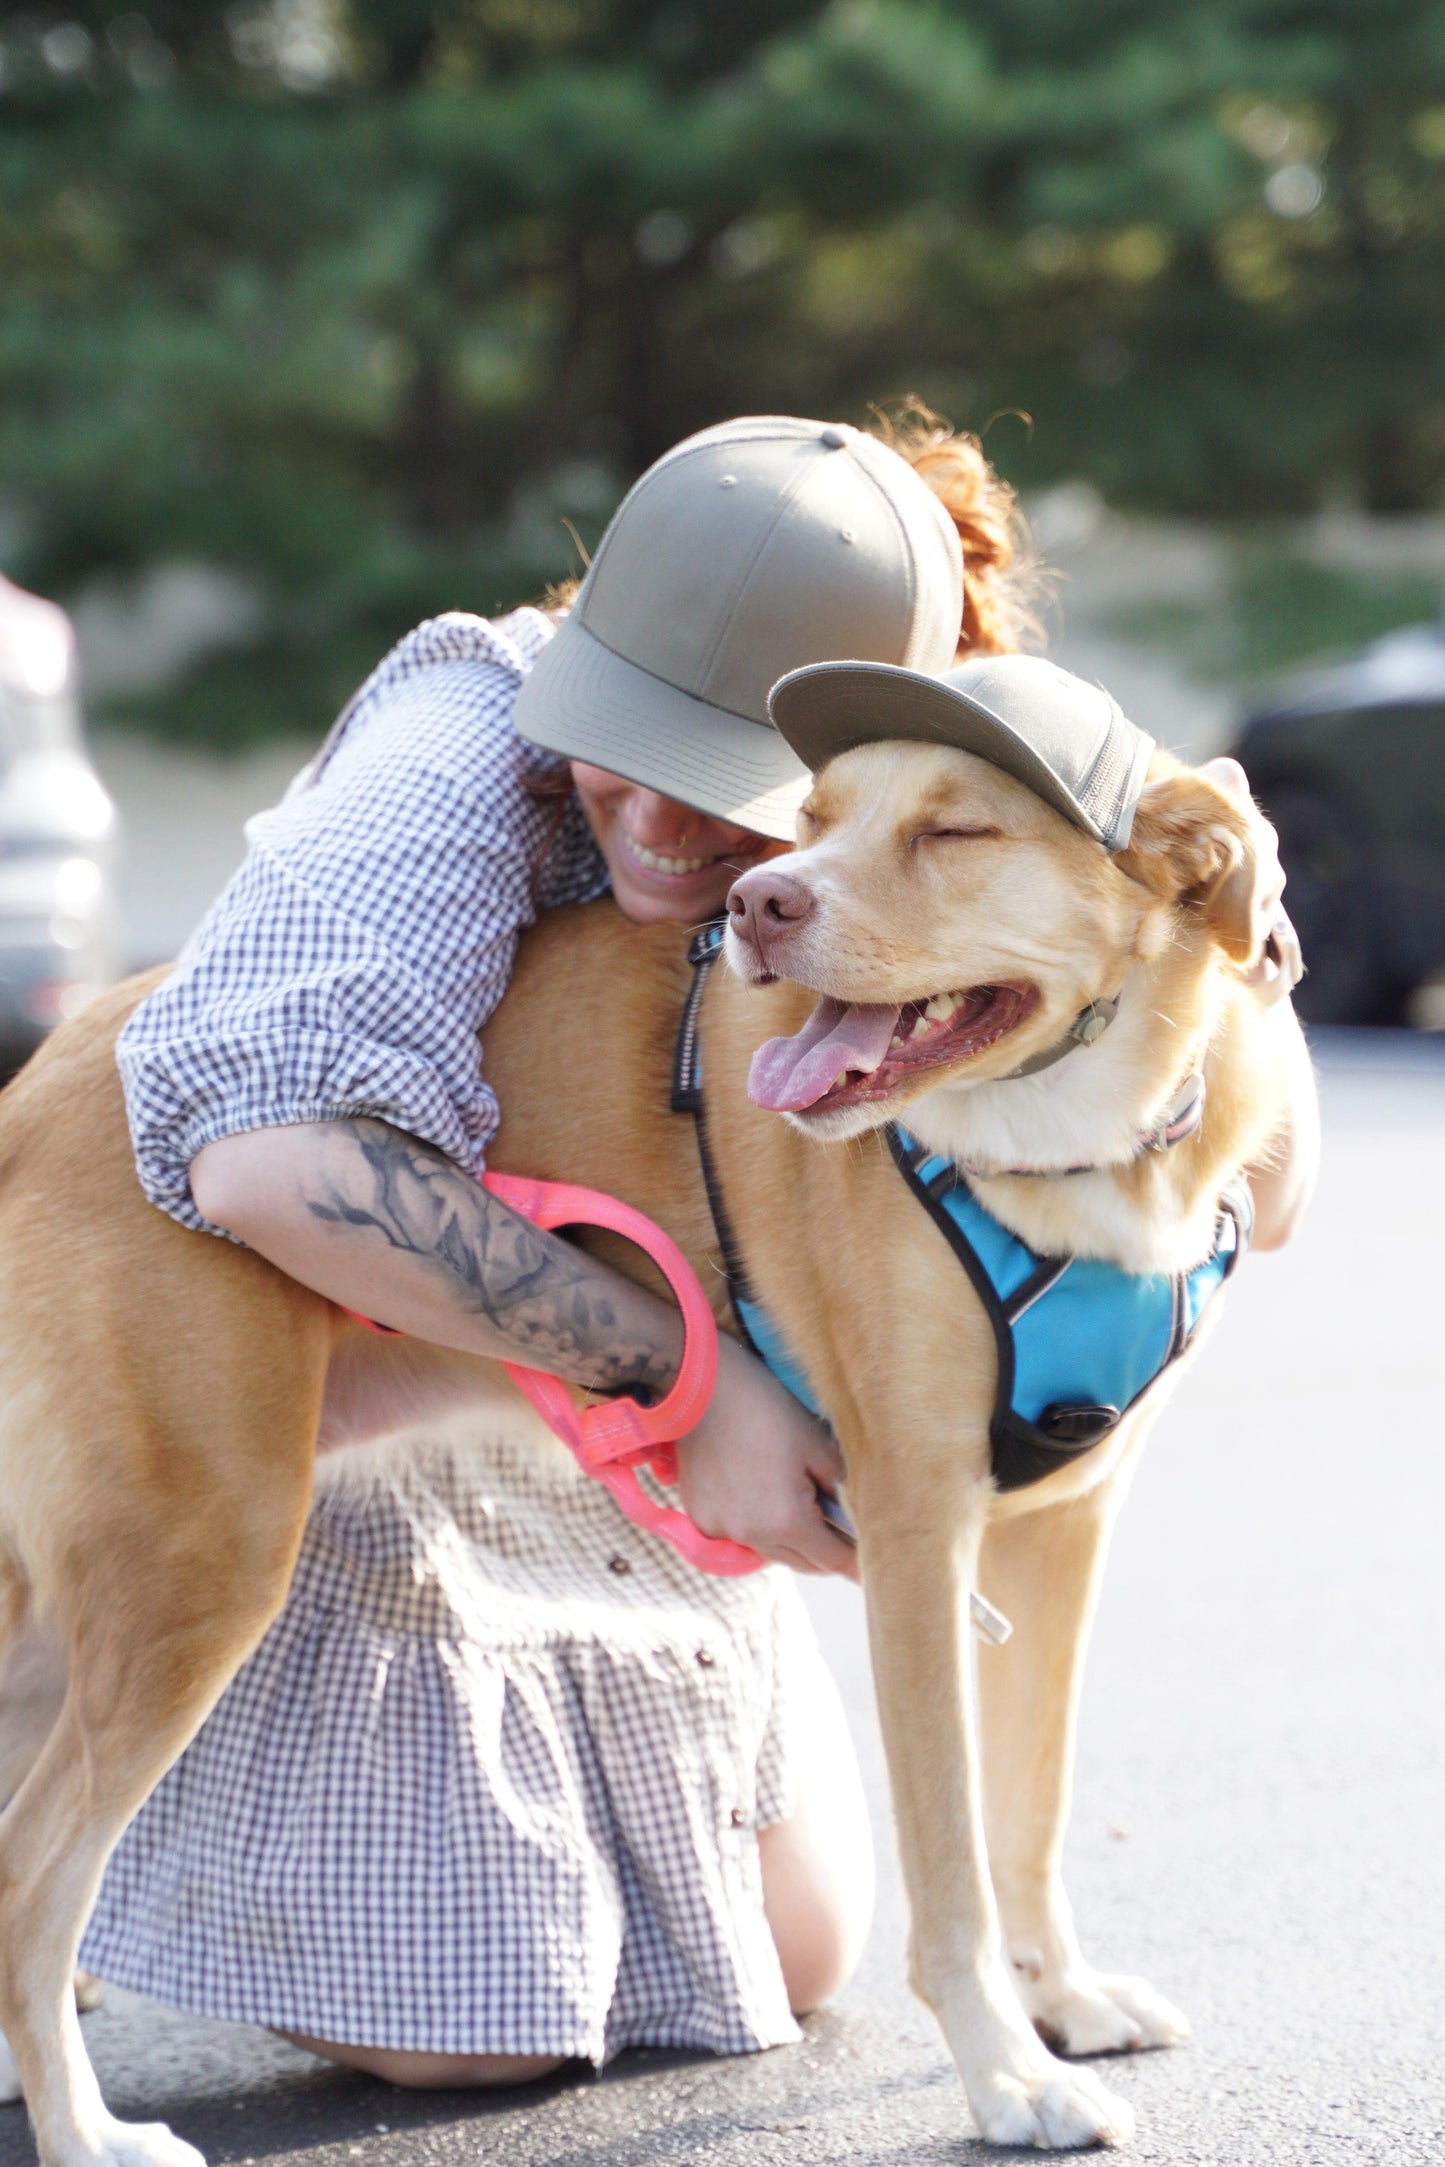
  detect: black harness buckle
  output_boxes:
[1037,1403,1120,1446]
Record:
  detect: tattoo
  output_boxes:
[306,1120,678,1396]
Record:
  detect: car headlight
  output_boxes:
[0,851,104,925]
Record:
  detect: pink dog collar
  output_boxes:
[346,1171,762,1579]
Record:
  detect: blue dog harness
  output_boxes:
[673,922,1250,1492]
[882,1128,1248,1488]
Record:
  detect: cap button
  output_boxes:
[818,424,851,449]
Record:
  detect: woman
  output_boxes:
[81,412,1037,2082]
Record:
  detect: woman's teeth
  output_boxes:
[623,834,728,876]
[888,989,973,1049]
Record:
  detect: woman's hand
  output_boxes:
[674,1333,859,1581]
[1243,999,1320,1250]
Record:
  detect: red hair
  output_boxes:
[870,399,1040,657]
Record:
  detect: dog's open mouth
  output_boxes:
[747,982,1040,1115]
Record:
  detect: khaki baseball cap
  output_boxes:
[512,415,965,839]
[769,654,1156,852]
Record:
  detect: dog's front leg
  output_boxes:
[850,1454,1134,2151]
[978,1474,1190,2060]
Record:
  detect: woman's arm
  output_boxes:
[1244,1000,1319,1253]
[194,1118,685,1393]
[193,1121,859,1579]
[1197,759,1318,1254]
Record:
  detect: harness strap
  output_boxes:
[888,1122,1248,1490]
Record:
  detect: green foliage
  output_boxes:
[3,1,1445,746]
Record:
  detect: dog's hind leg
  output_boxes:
[978,1466,1190,2059]
[0,1360,319,2167]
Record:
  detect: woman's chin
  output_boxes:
[612,870,735,925]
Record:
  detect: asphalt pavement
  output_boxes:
[2,1029,1442,2167]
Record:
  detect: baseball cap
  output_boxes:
[512,416,965,840]
[767,653,1155,852]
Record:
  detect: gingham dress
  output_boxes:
[83,610,811,2060]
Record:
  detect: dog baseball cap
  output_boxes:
[768,653,1156,852]
[512,416,965,840]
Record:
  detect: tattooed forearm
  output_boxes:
[305,1119,680,1395]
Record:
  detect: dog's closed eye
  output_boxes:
[911,826,1001,847]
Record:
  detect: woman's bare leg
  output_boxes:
[758,1640,874,2013]
[283,2037,564,2088]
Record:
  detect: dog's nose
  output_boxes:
[726,869,814,960]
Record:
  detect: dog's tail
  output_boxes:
[870,399,1046,661]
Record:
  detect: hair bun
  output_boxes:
[872,401,1041,658]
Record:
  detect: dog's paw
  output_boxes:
[80,2116,207,2167]
[0,2030,20,2105]
[1019,1965,1190,2059]
[971,2058,1135,2150]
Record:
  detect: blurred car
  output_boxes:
[0,575,118,1065]
[1232,621,1445,1025]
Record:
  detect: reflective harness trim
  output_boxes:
[886,1128,1249,1490]
[672,920,1250,1493]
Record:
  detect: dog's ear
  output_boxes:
[1116,760,1270,966]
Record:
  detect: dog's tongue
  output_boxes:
[748,997,901,1112]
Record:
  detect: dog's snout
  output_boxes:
[726,869,814,958]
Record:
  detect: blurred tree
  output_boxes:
[0,0,1443,745]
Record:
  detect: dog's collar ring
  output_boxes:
[1003,992,1121,1081]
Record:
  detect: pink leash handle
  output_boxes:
[478,1172,763,1578]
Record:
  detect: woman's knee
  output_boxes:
[284,2032,565,2088]
[758,1648,875,2015]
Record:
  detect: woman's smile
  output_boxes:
[570,759,782,921]
[618,829,738,878]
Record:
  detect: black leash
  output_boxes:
[671,921,764,1346]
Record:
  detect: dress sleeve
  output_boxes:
[117,625,599,1234]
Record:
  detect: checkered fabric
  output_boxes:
[100,613,811,2061]
[118,607,609,1234]
[82,1429,808,2060]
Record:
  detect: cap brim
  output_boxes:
[513,618,811,843]
[770,660,1129,849]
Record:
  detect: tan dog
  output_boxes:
[0,738,1291,2163]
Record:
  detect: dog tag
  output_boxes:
[969,1592,1013,1647]
[817,1492,1013,1642]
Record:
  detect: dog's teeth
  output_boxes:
[889,1033,905,1050]
[924,996,951,1022]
